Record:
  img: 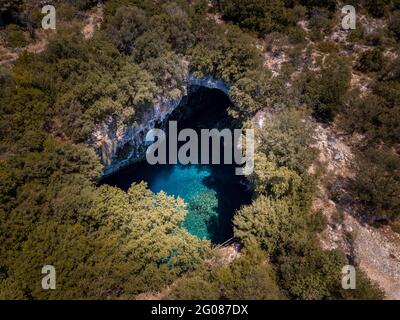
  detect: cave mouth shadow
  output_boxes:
[168,85,237,130]
[171,86,252,243]
[102,85,253,244]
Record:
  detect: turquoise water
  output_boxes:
[103,161,251,243]
[143,165,216,240]
[103,87,252,243]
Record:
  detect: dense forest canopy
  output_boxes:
[1,0,398,299]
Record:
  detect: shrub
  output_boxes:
[389,11,400,41]
[302,53,352,121]
[366,0,389,18]
[391,219,400,234]
[219,0,289,34]
[287,26,307,44]
[356,48,385,73]
[4,24,27,48]
[308,7,335,41]
[354,147,400,221]
[348,24,365,44]
[169,243,285,300]
[317,41,339,53]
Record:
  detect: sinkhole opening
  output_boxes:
[102,86,253,244]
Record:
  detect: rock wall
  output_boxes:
[91,75,230,177]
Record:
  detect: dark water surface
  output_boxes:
[102,88,252,243]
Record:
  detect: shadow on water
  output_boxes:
[201,164,252,243]
[102,87,253,244]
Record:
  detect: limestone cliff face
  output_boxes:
[91,75,229,176]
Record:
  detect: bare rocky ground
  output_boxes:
[2,3,399,299]
[311,123,400,299]
[0,29,48,66]
[259,15,400,299]
[0,4,104,66]
[82,5,104,40]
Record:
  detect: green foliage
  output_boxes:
[316,41,339,53]
[251,154,303,198]
[287,26,307,45]
[170,243,284,300]
[389,11,400,40]
[157,2,195,53]
[131,31,171,63]
[356,48,385,73]
[139,51,187,97]
[301,54,352,121]
[298,0,336,11]
[219,0,288,34]
[213,243,284,300]
[277,243,344,299]
[365,0,389,18]
[0,0,389,301]
[4,24,27,47]
[189,24,262,82]
[0,144,210,298]
[339,51,400,224]
[189,23,269,118]
[234,196,303,255]
[340,57,400,146]
[106,6,148,54]
[234,184,384,299]
[168,276,221,300]
[308,7,335,41]
[258,109,317,174]
[336,270,385,300]
[354,147,400,220]
[68,0,98,10]
[348,24,366,44]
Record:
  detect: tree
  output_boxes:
[4,24,27,47]
[168,276,220,300]
[131,31,171,63]
[170,243,284,300]
[389,11,400,40]
[258,109,317,174]
[302,54,351,121]
[354,147,400,220]
[366,0,389,18]
[251,154,302,198]
[234,196,304,255]
[158,2,195,53]
[219,0,289,34]
[356,48,385,73]
[106,6,148,54]
[0,177,211,298]
[277,243,344,299]
[215,243,284,300]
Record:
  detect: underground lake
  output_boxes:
[102,86,253,244]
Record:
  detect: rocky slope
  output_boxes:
[311,123,400,299]
[92,75,230,176]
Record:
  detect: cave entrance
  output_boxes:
[102,86,252,244]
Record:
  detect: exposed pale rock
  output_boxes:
[91,75,230,176]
